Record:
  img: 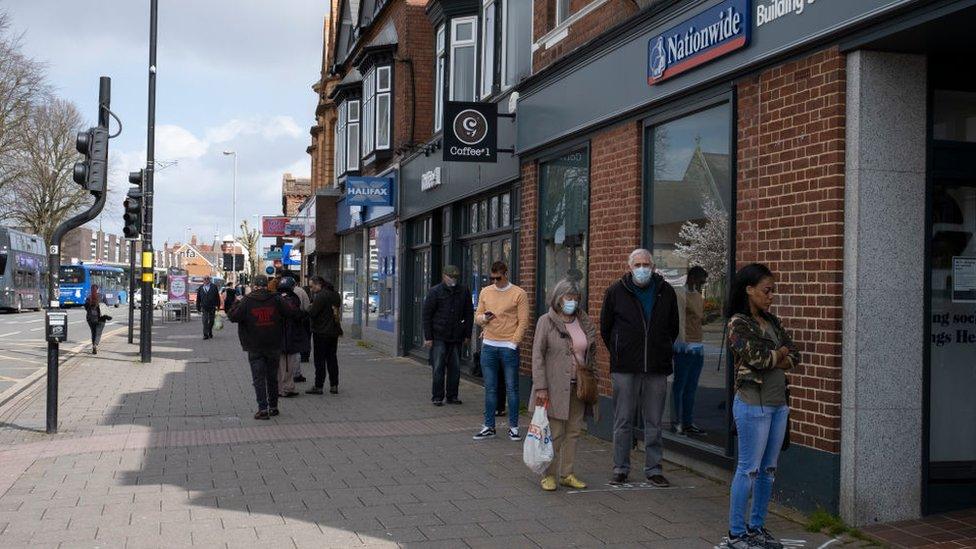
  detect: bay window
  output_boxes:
[335,103,347,177]
[480,0,496,99]
[334,99,361,177]
[501,0,531,89]
[450,17,477,101]
[363,66,392,158]
[435,25,445,132]
[363,70,375,155]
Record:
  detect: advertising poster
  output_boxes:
[168,275,188,304]
[953,257,976,303]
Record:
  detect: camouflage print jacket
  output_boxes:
[727,312,800,391]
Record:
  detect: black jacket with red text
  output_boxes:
[227,288,304,353]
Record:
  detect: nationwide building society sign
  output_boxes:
[647,0,751,85]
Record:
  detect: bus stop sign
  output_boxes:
[45,310,68,342]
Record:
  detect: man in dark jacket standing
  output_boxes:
[599,248,679,487]
[223,283,238,313]
[306,276,342,395]
[422,265,473,406]
[228,274,304,419]
[196,276,221,340]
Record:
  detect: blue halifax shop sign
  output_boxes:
[647,0,749,85]
[346,176,393,206]
[337,174,397,233]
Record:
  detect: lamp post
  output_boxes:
[222,150,237,244]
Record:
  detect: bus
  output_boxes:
[0,227,46,312]
[59,264,128,307]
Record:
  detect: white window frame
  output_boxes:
[500,0,531,90]
[556,0,571,24]
[435,25,445,132]
[375,66,391,150]
[450,16,478,101]
[363,70,376,156]
[480,0,496,99]
[346,99,360,172]
[335,100,347,177]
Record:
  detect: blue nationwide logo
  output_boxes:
[647,0,751,86]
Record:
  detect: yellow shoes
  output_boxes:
[540,475,557,491]
[560,474,587,489]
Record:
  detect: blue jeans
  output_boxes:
[481,344,519,429]
[431,340,461,402]
[671,343,705,427]
[729,395,789,536]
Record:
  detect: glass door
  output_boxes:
[410,248,430,350]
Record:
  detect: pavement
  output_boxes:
[0,311,842,548]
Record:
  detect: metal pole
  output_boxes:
[232,153,238,284]
[127,239,136,343]
[139,0,158,363]
[46,77,112,434]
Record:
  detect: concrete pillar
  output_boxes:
[841,51,927,525]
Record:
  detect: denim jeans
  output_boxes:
[671,343,705,427]
[729,395,789,536]
[480,344,519,429]
[201,308,215,337]
[247,350,280,411]
[431,340,461,402]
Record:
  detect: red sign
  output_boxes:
[262,216,289,237]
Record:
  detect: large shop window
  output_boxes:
[539,148,589,310]
[501,0,531,89]
[646,102,733,452]
[363,66,391,157]
[339,231,364,324]
[435,25,445,132]
[367,221,397,333]
[450,17,477,101]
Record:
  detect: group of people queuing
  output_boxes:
[217,272,342,420]
[422,250,799,549]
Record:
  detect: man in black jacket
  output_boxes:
[228,274,305,419]
[306,276,342,395]
[422,265,473,406]
[599,248,679,487]
[196,276,221,340]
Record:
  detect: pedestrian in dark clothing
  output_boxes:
[306,276,342,395]
[292,283,312,383]
[224,283,238,313]
[196,276,221,340]
[600,248,679,488]
[84,284,109,354]
[422,264,473,406]
[227,274,305,419]
[277,276,308,398]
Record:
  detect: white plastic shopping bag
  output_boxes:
[214,314,224,331]
[523,405,554,474]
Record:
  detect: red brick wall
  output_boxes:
[533,0,638,73]
[393,1,435,150]
[736,47,846,454]
[518,122,643,396]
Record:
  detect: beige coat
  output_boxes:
[530,308,599,421]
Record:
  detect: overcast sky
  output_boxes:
[5,0,327,247]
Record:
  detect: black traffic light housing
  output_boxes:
[123,170,144,239]
[72,126,109,193]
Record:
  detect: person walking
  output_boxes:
[277,277,307,399]
[227,274,305,420]
[600,248,679,487]
[306,276,342,395]
[723,263,798,549]
[83,284,109,355]
[422,265,473,406]
[472,261,529,441]
[292,279,312,383]
[223,282,239,313]
[672,266,708,436]
[196,276,221,340]
[531,279,598,491]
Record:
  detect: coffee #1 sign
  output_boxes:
[443,101,498,163]
[647,0,750,86]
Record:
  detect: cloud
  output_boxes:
[204,116,304,144]
[157,125,209,160]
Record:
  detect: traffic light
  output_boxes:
[72,126,109,192]
[123,170,144,239]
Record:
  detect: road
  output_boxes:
[0,306,133,394]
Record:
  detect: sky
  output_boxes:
[4,0,328,248]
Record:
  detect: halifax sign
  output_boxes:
[346,176,393,207]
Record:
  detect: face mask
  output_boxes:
[445,277,457,287]
[561,300,578,315]
[632,267,652,285]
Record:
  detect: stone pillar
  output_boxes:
[841,51,927,525]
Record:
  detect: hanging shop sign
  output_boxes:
[443,101,498,163]
[283,222,304,237]
[647,0,750,86]
[262,216,289,237]
[282,243,302,266]
[347,176,394,207]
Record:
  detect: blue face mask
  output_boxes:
[561,300,577,315]
[632,267,652,285]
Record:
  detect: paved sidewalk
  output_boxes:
[0,315,836,548]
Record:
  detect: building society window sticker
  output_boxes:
[647,0,750,86]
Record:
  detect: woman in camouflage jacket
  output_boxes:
[723,263,799,549]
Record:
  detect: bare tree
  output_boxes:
[239,219,260,281]
[0,12,49,198]
[4,98,91,244]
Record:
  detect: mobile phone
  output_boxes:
[485,311,494,318]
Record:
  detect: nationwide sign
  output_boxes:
[443,101,497,163]
[346,176,393,207]
[647,0,750,86]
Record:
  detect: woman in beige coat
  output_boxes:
[531,279,599,491]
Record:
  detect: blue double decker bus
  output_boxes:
[59,264,128,307]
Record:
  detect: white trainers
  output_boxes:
[472,426,496,440]
[508,427,520,441]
